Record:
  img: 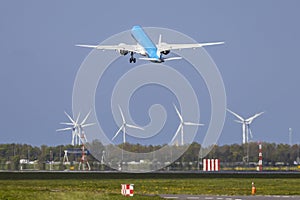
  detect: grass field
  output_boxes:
[1,172,300,199]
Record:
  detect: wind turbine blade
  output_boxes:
[60,122,74,125]
[56,127,73,132]
[81,110,91,125]
[81,123,96,128]
[64,111,76,124]
[247,111,264,123]
[249,126,253,139]
[257,111,264,116]
[234,120,244,124]
[118,105,125,124]
[171,124,182,143]
[184,122,204,126]
[126,124,144,130]
[173,104,183,122]
[112,126,123,141]
[75,113,81,124]
[227,109,244,121]
[181,125,184,145]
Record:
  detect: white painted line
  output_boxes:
[282,196,290,198]
[205,197,214,200]
[187,197,200,200]
[235,199,242,200]
[164,197,178,199]
[217,198,224,200]
[225,198,232,200]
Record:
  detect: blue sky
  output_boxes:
[1,1,300,146]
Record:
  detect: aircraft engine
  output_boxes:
[118,43,129,55]
[139,51,146,56]
[161,50,170,55]
[119,49,129,55]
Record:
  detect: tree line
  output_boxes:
[0,142,299,170]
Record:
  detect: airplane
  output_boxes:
[76,25,224,63]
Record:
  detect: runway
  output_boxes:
[160,194,300,200]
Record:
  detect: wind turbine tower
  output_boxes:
[227,109,264,144]
[289,128,292,146]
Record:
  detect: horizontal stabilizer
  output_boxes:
[139,57,182,62]
[138,57,160,61]
[163,57,182,61]
[199,41,225,47]
[76,44,99,48]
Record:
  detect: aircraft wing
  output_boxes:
[76,44,142,54]
[158,41,224,52]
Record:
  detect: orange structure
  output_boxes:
[251,182,256,195]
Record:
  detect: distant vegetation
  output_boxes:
[0,142,299,171]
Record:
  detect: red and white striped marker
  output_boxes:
[203,159,220,171]
[121,184,134,196]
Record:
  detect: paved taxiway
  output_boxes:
[160,194,300,200]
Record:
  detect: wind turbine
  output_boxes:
[57,111,95,145]
[112,105,144,144]
[227,109,264,144]
[171,104,204,146]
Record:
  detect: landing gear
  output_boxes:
[129,58,136,63]
[129,52,136,63]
